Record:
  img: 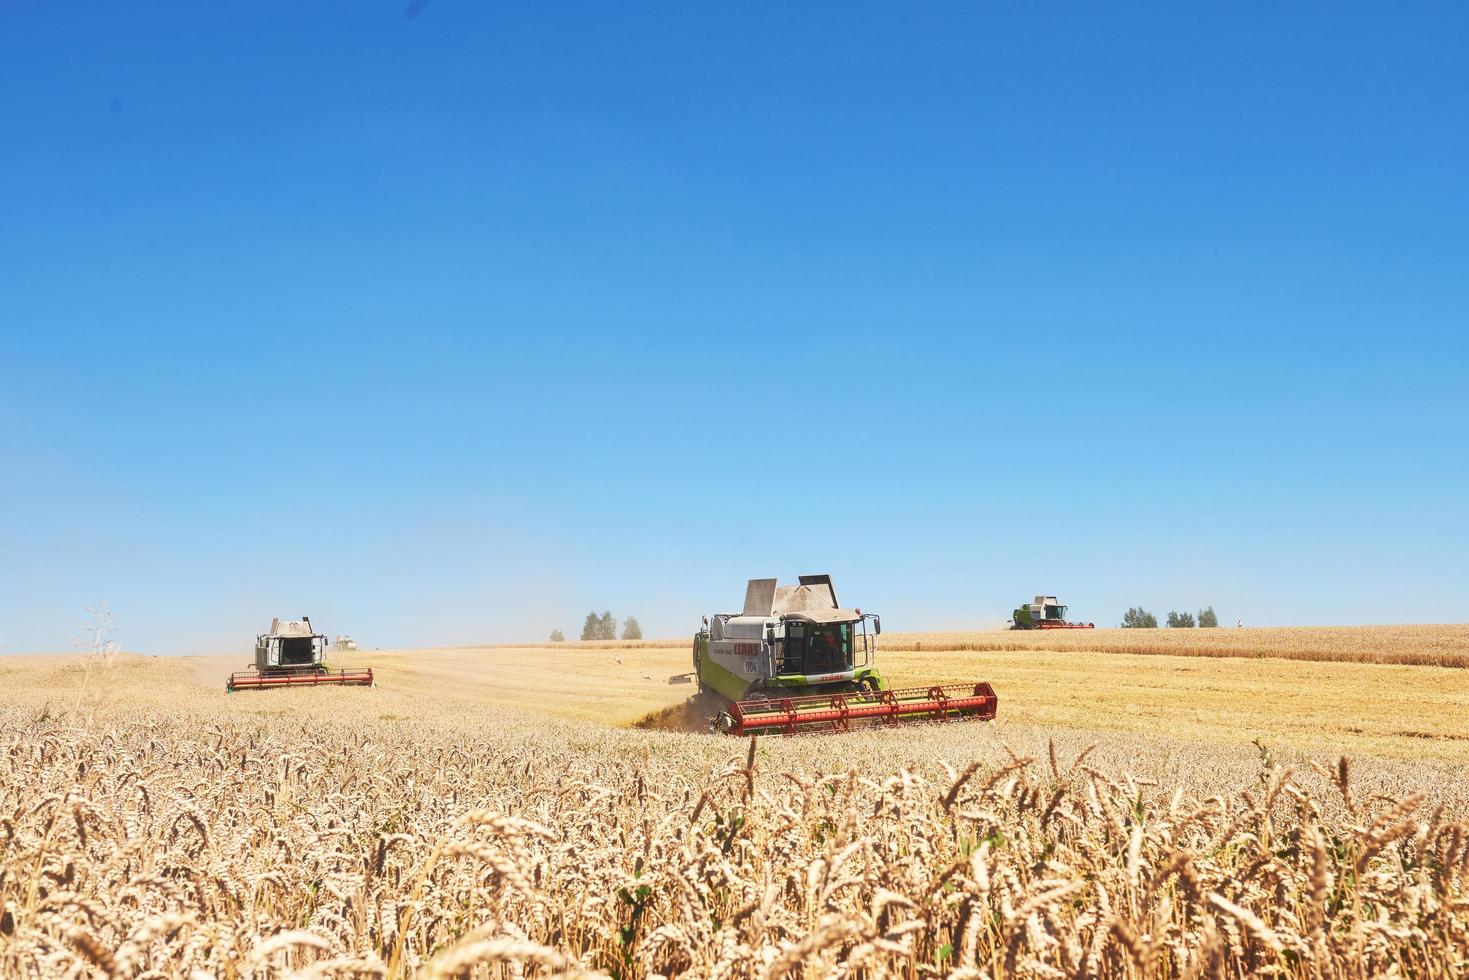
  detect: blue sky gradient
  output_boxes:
[2,2,1465,653]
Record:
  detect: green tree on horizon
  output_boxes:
[1121,607,1158,628]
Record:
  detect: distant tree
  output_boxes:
[598,610,617,641]
[1197,606,1218,628]
[549,629,565,642]
[580,612,601,642]
[621,616,642,641]
[1166,610,1197,628]
[1121,607,1158,628]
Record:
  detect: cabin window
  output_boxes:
[776,622,852,676]
[279,636,317,666]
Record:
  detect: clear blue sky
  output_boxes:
[2,2,1465,653]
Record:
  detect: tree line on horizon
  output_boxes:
[1121,606,1219,628]
[547,611,642,642]
[550,605,1225,638]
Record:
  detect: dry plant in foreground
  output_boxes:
[2,703,1466,979]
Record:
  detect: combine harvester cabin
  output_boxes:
[693,574,998,735]
[227,617,374,692]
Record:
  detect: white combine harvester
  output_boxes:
[227,617,374,692]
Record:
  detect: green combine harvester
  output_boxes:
[1010,595,1095,630]
[692,575,997,735]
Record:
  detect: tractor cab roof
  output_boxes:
[722,608,866,629]
[783,607,864,625]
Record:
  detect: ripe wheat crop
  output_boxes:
[479,624,1469,669]
[880,624,1469,669]
[3,687,1467,978]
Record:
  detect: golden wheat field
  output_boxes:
[879,625,1469,669]
[3,628,1469,978]
[547,624,1469,669]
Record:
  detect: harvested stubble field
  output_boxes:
[2,629,1468,979]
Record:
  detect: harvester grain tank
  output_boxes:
[693,575,998,735]
[226,617,374,692]
[1010,595,1094,630]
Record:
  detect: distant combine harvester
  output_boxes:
[227,617,374,692]
[1010,595,1094,630]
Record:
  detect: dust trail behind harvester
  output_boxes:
[189,655,242,691]
[633,691,726,733]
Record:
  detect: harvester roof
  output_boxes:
[784,607,864,625]
[266,618,321,638]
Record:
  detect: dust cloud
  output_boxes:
[632,691,724,734]
[188,655,246,691]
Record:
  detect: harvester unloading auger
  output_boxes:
[226,617,374,692]
[692,575,997,735]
